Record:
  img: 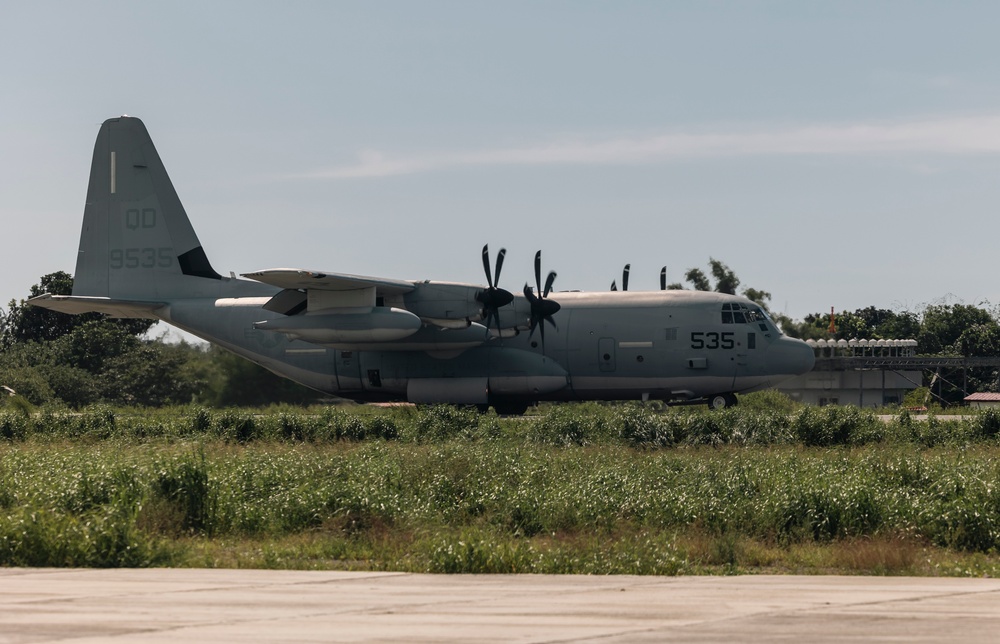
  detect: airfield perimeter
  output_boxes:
[2,568,999,642]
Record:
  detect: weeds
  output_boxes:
[2,400,1000,573]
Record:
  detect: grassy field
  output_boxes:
[1,396,999,576]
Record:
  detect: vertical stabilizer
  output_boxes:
[73,116,222,300]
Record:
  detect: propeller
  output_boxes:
[476,245,514,334]
[611,264,631,291]
[660,266,667,290]
[523,250,561,350]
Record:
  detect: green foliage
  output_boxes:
[673,258,773,310]
[737,390,800,414]
[0,366,55,406]
[530,403,611,446]
[0,316,208,409]
[976,408,1000,439]
[785,306,921,341]
[151,451,214,535]
[793,405,883,446]
[919,304,994,355]
[426,529,535,573]
[616,403,675,447]
[406,405,482,443]
[0,272,321,409]
[3,436,1000,574]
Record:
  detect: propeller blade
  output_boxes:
[524,251,561,353]
[543,271,557,298]
[622,264,630,292]
[478,245,514,337]
[481,245,493,288]
[534,250,542,296]
[494,247,506,288]
[611,280,617,291]
[660,266,667,290]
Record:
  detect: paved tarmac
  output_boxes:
[2,569,999,643]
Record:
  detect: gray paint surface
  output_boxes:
[1,569,998,642]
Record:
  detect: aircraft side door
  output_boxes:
[731,331,757,388]
[334,349,363,391]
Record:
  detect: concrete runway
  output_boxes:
[2,569,999,643]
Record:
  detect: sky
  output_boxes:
[4,1,1000,337]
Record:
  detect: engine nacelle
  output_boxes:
[401,282,483,322]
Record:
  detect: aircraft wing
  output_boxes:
[242,269,416,294]
[241,268,520,352]
[27,294,165,319]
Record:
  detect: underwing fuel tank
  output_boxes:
[253,307,421,344]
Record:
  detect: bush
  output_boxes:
[975,408,1000,440]
[793,405,882,446]
[530,405,593,446]
[737,389,799,414]
[405,405,480,443]
[0,367,55,406]
[151,450,214,535]
[616,404,674,447]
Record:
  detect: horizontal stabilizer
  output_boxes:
[27,294,164,319]
[243,269,416,294]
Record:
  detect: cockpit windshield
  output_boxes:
[721,302,780,334]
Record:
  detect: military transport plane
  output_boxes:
[28,116,814,413]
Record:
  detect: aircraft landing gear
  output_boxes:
[491,401,530,416]
[708,393,738,410]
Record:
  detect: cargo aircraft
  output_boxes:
[29,117,815,413]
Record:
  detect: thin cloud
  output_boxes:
[305,114,1000,179]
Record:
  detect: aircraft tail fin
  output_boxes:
[73,116,223,301]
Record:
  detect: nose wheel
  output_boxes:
[708,393,738,410]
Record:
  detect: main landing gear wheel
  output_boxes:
[708,393,738,410]
[492,401,530,416]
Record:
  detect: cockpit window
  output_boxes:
[722,303,773,326]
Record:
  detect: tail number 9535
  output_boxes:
[690,331,735,350]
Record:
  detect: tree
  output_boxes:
[918,304,994,355]
[784,307,921,341]
[854,306,920,340]
[0,272,202,407]
[670,258,774,312]
[955,323,1000,396]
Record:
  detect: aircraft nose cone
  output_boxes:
[768,337,816,376]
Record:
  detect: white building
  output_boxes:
[775,339,921,407]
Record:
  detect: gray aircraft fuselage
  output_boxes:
[29,116,815,411]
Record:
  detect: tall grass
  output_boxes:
[1,397,997,449]
[2,397,999,572]
[2,439,999,570]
